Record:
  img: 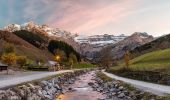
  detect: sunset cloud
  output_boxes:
[1,0,170,36]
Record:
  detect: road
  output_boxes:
[0,70,73,89]
[102,70,170,96]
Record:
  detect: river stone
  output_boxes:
[41,81,48,86]
[118,93,125,98]
[28,83,36,90]
[112,92,116,96]
[8,95,21,100]
[27,94,41,100]
[88,82,94,86]
[0,90,6,100]
[42,90,47,95]
[118,86,124,91]
[54,84,60,89]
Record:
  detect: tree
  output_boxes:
[48,40,81,61]
[99,47,113,69]
[69,53,77,69]
[1,53,17,66]
[69,53,77,63]
[124,50,130,69]
[17,56,27,68]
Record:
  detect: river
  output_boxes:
[56,71,106,100]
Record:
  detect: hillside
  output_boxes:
[107,48,170,85]
[0,30,54,61]
[130,48,170,72]
[13,30,49,49]
[131,33,170,58]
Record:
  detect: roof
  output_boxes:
[0,62,8,66]
[44,61,58,66]
[48,61,58,65]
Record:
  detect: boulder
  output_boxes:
[118,93,125,98]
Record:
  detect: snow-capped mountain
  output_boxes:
[3,21,75,38]
[103,32,154,60]
[4,24,21,32]
[74,34,127,47]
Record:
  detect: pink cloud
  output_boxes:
[47,0,138,34]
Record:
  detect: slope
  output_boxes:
[0,30,54,61]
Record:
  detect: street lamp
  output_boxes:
[55,55,61,70]
[55,55,61,62]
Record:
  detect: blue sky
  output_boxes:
[1,0,170,36]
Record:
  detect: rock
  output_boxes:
[40,81,48,87]
[88,82,94,86]
[27,94,41,100]
[118,86,124,91]
[0,90,6,100]
[98,97,105,100]
[28,83,36,90]
[42,90,47,95]
[8,89,16,96]
[112,92,116,96]
[125,96,131,100]
[44,86,49,91]
[44,94,52,100]
[10,95,21,100]
[118,93,125,98]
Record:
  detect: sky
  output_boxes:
[0,0,170,36]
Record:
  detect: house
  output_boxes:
[0,62,8,71]
[44,61,60,71]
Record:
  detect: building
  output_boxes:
[0,62,8,71]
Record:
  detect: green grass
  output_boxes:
[156,95,170,100]
[110,48,170,74]
[72,62,97,69]
[96,72,113,82]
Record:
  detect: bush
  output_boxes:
[1,53,17,66]
[17,56,27,67]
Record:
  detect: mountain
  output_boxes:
[3,22,80,52]
[1,22,82,62]
[131,33,170,58]
[4,21,76,38]
[99,32,154,61]
[75,34,127,47]
[74,34,127,60]
[0,30,54,61]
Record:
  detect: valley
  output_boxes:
[0,22,170,100]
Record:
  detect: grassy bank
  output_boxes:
[107,48,170,85]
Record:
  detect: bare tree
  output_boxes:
[99,47,113,69]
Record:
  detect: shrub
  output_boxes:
[1,53,17,66]
[17,56,27,67]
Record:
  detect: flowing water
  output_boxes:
[56,71,106,100]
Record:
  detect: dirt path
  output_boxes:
[102,70,170,96]
[0,70,73,89]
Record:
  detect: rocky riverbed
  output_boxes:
[56,71,106,100]
[0,70,87,100]
[56,71,157,100]
[0,70,158,100]
[92,71,157,100]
